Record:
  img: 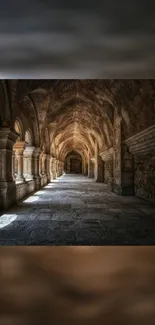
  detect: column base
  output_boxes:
[112,183,135,196]
[34,176,41,190]
[47,174,51,183]
[15,176,26,183]
[53,172,56,179]
[50,172,53,180]
[0,181,17,212]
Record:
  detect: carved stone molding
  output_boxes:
[0,128,18,149]
[14,141,25,153]
[23,146,35,158]
[99,147,114,161]
[33,147,41,159]
[125,124,155,155]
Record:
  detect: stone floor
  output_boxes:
[0,174,155,245]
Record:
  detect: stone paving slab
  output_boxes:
[0,174,155,245]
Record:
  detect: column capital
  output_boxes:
[33,147,41,158]
[14,141,25,154]
[42,153,47,161]
[46,154,51,161]
[23,146,35,157]
[99,147,114,161]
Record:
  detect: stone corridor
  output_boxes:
[0,174,155,245]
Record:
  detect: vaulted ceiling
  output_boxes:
[7,79,155,161]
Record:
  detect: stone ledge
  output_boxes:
[125,124,155,155]
[99,147,113,161]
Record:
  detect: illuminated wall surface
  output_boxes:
[0,0,155,78]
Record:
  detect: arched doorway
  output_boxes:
[64,150,82,174]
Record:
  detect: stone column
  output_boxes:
[55,160,58,177]
[113,115,134,195]
[0,127,19,210]
[53,158,56,179]
[100,148,114,186]
[14,141,26,183]
[42,154,47,176]
[60,161,64,176]
[46,154,51,182]
[55,159,58,177]
[23,146,35,180]
[57,161,60,176]
[88,159,94,178]
[94,140,104,182]
[33,148,41,190]
[83,157,87,176]
[39,153,43,176]
[62,162,64,175]
[49,157,53,180]
[12,150,16,181]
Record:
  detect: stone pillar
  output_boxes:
[55,160,58,177]
[55,159,58,178]
[56,160,59,177]
[14,141,26,183]
[12,150,16,181]
[100,148,114,187]
[83,157,87,176]
[33,148,41,190]
[60,161,64,176]
[39,153,43,176]
[62,162,64,174]
[94,140,103,182]
[23,146,35,180]
[58,160,61,177]
[42,154,47,176]
[88,159,94,178]
[113,115,134,195]
[53,158,56,179]
[46,154,51,182]
[50,157,53,180]
[0,127,19,210]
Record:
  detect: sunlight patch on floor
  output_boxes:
[23,196,40,203]
[34,191,45,195]
[0,214,17,229]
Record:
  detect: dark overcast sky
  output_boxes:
[0,0,155,78]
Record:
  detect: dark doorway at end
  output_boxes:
[64,150,82,174]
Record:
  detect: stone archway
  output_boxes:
[64,151,82,174]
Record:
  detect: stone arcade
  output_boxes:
[0,80,155,244]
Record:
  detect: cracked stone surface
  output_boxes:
[0,174,155,245]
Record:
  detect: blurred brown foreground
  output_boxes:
[0,246,155,325]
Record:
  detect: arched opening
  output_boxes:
[64,151,82,174]
[23,129,35,181]
[25,129,33,146]
[13,119,25,183]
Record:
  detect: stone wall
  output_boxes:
[134,153,155,203]
[121,144,134,195]
[125,124,155,202]
[113,115,122,194]
[16,180,36,201]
